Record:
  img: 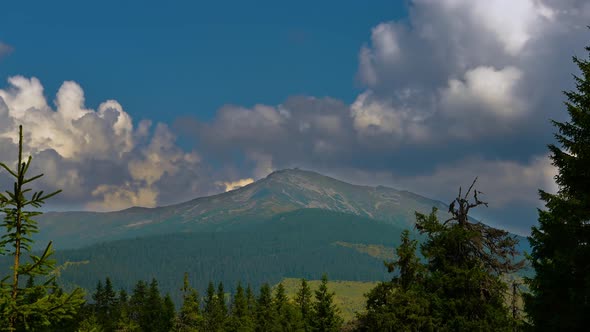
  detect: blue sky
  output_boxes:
[0,0,589,235]
[0,0,406,124]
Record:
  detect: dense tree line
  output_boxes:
[74,274,341,332]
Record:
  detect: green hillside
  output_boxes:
[23,209,404,305]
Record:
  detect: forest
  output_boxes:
[0,39,589,332]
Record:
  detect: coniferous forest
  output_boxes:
[1,36,589,332]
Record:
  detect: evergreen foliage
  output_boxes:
[0,125,84,331]
[358,179,524,331]
[273,282,303,331]
[295,278,313,332]
[525,41,590,331]
[310,274,342,332]
[176,272,201,331]
[255,283,275,332]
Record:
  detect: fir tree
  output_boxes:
[0,125,84,331]
[93,277,118,331]
[416,180,523,331]
[358,230,433,331]
[274,282,302,332]
[162,294,176,332]
[310,274,342,332]
[129,280,148,329]
[217,282,228,325]
[176,272,201,332]
[525,41,590,331]
[295,279,312,332]
[255,283,275,332]
[146,278,164,332]
[203,281,224,332]
[246,284,256,317]
[228,282,255,332]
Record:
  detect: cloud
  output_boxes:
[0,76,214,211]
[173,0,587,234]
[219,178,255,192]
[353,0,588,143]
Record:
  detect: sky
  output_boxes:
[0,0,589,235]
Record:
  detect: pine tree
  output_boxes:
[176,272,201,331]
[310,274,342,332]
[217,282,228,325]
[146,278,164,332]
[116,288,140,332]
[93,277,118,331]
[295,279,312,332]
[0,125,85,331]
[228,282,255,332]
[162,294,176,332]
[416,180,523,330]
[246,284,256,318]
[129,280,148,329]
[358,230,433,331]
[274,282,302,332]
[525,41,590,331]
[203,281,223,332]
[255,283,275,332]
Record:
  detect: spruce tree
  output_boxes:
[217,281,228,326]
[176,272,201,331]
[525,42,590,331]
[274,282,302,332]
[129,280,148,329]
[116,289,140,332]
[416,180,523,330]
[255,283,274,332]
[295,278,312,332]
[162,294,176,332]
[93,277,118,331]
[310,274,342,332]
[146,278,164,332]
[246,284,256,318]
[358,230,433,331]
[228,282,254,332]
[203,281,223,332]
[0,125,84,331]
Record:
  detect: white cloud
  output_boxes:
[219,178,255,192]
[398,155,558,207]
[0,76,209,211]
[441,66,525,118]
[87,183,159,212]
[352,0,588,145]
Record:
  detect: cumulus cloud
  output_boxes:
[353,0,588,142]
[0,77,212,211]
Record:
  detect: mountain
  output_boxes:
[36,168,450,249]
[8,169,530,309]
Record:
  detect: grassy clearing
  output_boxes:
[279,278,379,322]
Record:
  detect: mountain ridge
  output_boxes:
[35,168,460,249]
